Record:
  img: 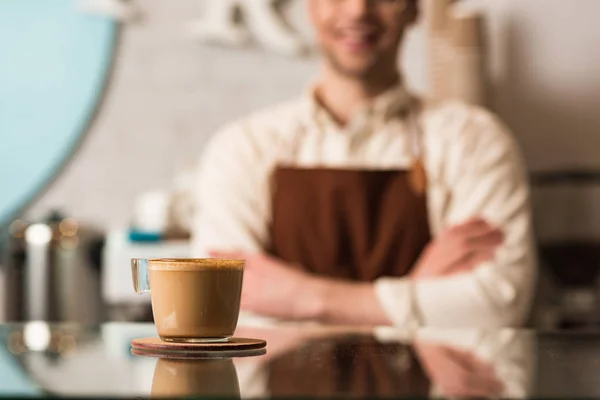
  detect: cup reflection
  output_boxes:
[151,358,240,398]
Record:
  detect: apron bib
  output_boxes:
[269,166,431,280]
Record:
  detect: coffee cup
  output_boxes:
[132,258,244,343]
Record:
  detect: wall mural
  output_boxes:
[0,0,117,226]
[83,0,309,57]
[188,0,309,57]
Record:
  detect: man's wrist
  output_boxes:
[296,274,390,325]
[299,274,330,321]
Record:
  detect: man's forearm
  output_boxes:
[305,276,392,326]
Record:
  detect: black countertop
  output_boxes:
[0,322,597,399]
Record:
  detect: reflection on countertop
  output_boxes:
[0,321,598,399]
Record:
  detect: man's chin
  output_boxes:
[333,62,377,79]
[326,53,379,79]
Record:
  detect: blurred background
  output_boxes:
[1,0,600,329]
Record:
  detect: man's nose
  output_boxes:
[344,0,370,19]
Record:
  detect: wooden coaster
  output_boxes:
[131,337,266,359]
[131,347,266,360]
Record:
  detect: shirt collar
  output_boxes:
[300,78,414,134]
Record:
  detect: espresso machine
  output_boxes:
[531,170,600,329]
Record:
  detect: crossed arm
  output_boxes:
[211,216,509,326]
[192,116,537,328]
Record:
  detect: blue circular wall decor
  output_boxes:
[0,0,118,225]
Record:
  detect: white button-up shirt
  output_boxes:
[192,83,537,328]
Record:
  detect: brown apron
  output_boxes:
[268,101,430,280]
[269,166,431,280]
[266,106,432,395]
[270,99,431,282]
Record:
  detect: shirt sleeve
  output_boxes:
[190,122,272,257]
[375,107,537,328]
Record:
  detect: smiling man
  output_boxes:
[192,0,537,327]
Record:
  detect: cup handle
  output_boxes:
[131,258,150,294]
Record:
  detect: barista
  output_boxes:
[192,0,536,327]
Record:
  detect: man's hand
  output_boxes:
[411,217,504,279]
[210,251,323,320]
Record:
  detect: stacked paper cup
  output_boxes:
[450,7,487,106]
[423,0,454,102]
[423,0,487,106]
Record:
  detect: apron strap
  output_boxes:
[408,100,428,196]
